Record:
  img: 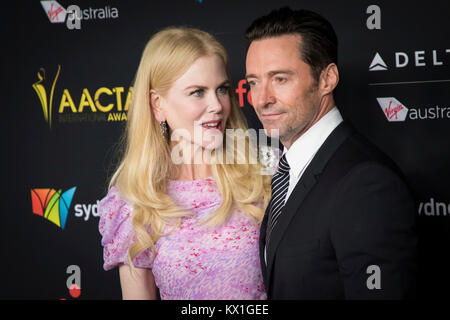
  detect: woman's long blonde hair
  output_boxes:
[108,26,271,268]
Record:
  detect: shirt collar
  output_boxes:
[283,107,343,178]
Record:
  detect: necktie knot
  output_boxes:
[277,154,290,174]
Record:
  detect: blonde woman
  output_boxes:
[98,27,272,299]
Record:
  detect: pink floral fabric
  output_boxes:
[98,177,267,300]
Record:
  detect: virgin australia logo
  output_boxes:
[40,0,67,23]
[40,1,119,30]
[377,97,408,122]
[376,97,450,122]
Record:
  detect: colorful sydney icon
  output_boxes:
[31,187,77,229]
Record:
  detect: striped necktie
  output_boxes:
[266,153,290,247]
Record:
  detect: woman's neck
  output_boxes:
[169,140,213,181]
[174,163,213,181]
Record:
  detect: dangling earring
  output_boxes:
[160,121,168,138]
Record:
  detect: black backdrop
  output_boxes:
[2,0,449,299]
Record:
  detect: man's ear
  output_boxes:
[150,89,165,122]
[319,63,339,95]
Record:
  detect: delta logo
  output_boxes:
[31,187,77,229]
[32,65,132,128]
[369,49,450,71]
[40,0,119,30]
[369,53,388,71]
[377,97,450,122]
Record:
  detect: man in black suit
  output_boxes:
[245,7,417,299]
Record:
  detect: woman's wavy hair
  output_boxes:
[107,26,271,269]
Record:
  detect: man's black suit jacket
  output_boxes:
[260,121,418,299]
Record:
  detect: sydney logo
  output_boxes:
[31,187,77,229]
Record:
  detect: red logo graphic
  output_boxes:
[384,100,404,120]
[69,284,81,298]
[48,2,64,22]
[235,79,253,107]
[377,97,408,122]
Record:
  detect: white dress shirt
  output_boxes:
[283,106,343,202]
[264,106,343,265]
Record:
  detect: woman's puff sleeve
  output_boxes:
[98,186,153,271]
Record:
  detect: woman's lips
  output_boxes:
[201,120,222,130]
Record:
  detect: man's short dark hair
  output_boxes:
[245,7,338,84]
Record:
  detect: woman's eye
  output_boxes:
[190,89,204,97]
[217,85,230,95]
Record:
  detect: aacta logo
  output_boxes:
[31,187,76,229]
[32,66,61,128]
[40,0,119,30]
[32,65,132,126]
[377,97,408,122]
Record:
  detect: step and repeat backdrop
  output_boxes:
[2,0,449,299]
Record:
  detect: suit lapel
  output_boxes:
[264,121,354,294]
[265,170,318,293]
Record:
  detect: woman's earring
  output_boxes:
[160,121,168,138]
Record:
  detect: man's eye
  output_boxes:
[190,89,204,97]
[247,80,256,87]
[275,77,287,83]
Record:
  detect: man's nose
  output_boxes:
[253,82,275,109]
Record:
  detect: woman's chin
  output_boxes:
[199,132,224,151]
[200,141,224,151]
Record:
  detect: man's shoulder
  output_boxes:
[333,124,397,171]
[322,123,407,187]
[319,125,416,209]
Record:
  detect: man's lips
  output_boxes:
[261,112,284,120]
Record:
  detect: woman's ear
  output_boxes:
[150,89,165,122]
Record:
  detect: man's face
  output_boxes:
[246,34,321,148]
